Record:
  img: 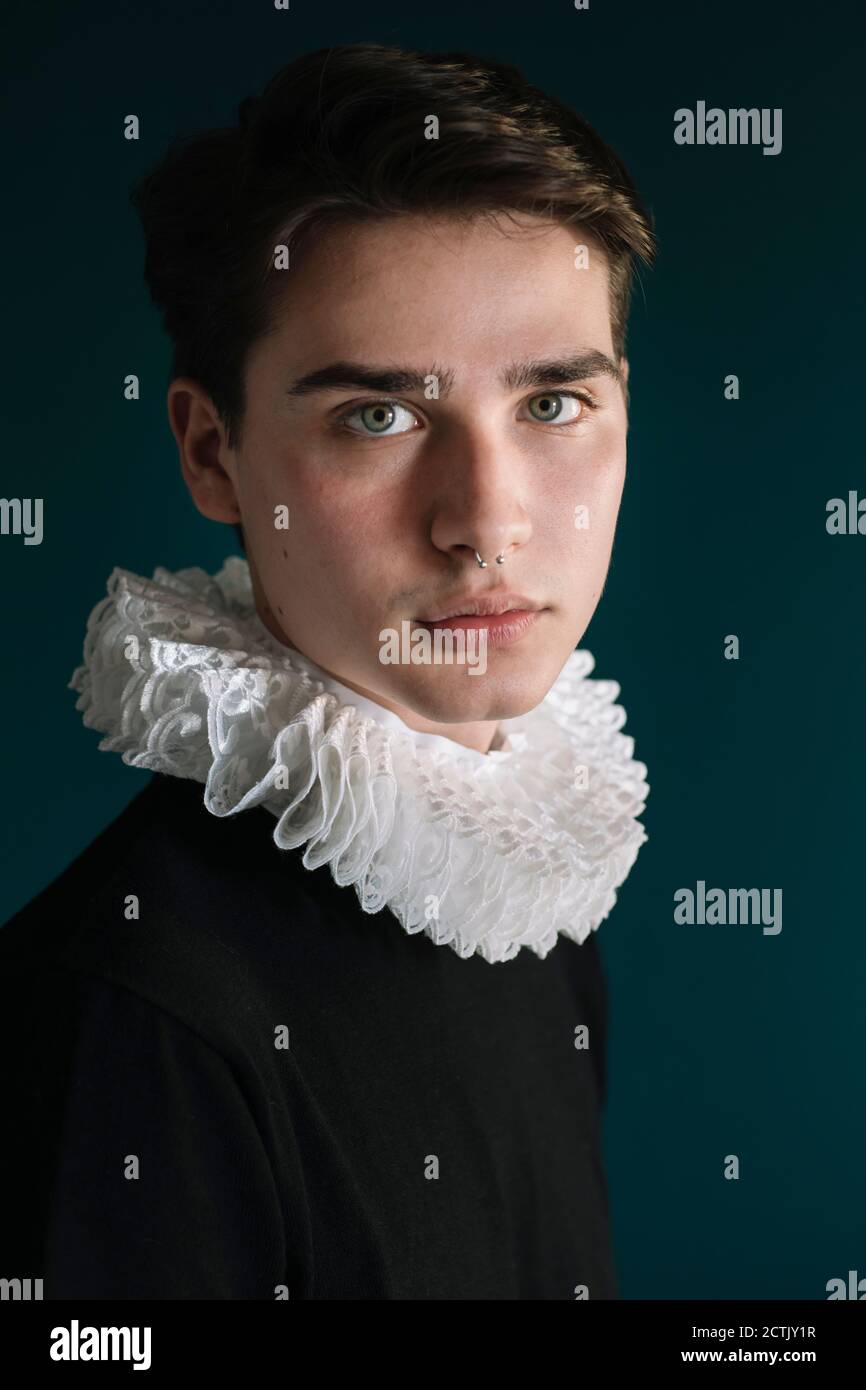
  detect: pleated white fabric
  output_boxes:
[70,557,649,963]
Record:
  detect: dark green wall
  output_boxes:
[2,0,863,1299]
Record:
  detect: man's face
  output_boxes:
[184,212,630,730]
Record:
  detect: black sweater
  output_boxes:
[0,771,618,1300]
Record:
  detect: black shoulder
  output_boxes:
[1,775,166,966]
[0,961,291,1298]
[0,773,325,1051]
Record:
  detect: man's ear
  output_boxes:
[167,378,242,524]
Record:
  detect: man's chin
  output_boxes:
[378,657,559,726]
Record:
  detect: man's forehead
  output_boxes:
[285,210,611,304]
[262,214,617,379]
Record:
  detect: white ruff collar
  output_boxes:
[69,558,649,964]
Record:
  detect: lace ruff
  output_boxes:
[69,557,649,964]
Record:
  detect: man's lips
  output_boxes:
[412,594,547,649]
[414,593,544,622]
[417,611,537,632]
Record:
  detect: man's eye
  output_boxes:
[340,401,419,436]
[524,391,587,424]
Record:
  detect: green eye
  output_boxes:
[360,403,396,432]
[340,400,419,436]
[528,393,564,421]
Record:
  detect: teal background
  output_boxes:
[2,0,864,1299]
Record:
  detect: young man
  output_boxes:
[0,42,655,1299]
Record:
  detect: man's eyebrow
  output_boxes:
[501,350,623,391]
[284,349,621,400]
[285,362,456,398]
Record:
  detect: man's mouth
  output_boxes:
[414,593,543,622]
[412,594,547,648]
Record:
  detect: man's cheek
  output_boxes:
[578,447,626,526]
[255,480,355,568]
[302,479,389,544]
[549,474,621,551]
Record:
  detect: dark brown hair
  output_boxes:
[131,43,656,546]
